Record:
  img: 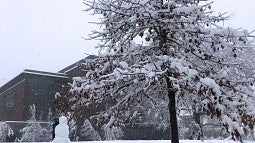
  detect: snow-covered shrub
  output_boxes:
[178,118,189,139]
[69,118,102,141]
[80,119,101,141]
[69,119,78,141]
[103,117,123,140]
[19,105,52,142]
[20,122,51,142]
[0,122,14,142]
[103,125,123,140]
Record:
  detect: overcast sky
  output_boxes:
[0,0,255,86]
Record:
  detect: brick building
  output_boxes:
[0,69,70,121]
[0,55,97,122]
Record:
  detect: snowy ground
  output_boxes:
[21,140,255,143]
[72,140,255,143]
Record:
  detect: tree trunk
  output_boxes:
[165,72,179,143]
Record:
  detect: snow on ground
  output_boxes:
[22,140,255,143]
[73,140,254,143]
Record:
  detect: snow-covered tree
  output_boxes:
[79,118,102,140]
[0,122,14,142]
[19,105,52,142]
[70,0,255,142]
[102,116,124,140]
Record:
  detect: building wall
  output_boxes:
[0,71,71,142]
[65,66,87,78]
[25,75,69,121]
[0,79,28,121]
[0,73,70,122]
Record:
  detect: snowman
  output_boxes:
[52,116,71,143]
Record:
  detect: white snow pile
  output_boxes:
[52,116,71,143]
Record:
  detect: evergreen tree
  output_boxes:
[0,122,14,142]
[80,119,102,140]
[19,105,52,142]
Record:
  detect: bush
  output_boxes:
[0,122,14,142]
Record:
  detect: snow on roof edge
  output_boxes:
[0,79,26,96]
[23,70,69,79]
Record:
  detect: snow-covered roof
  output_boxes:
[23,69,69,79]
[0,69,69,95]
[0,56,98,95]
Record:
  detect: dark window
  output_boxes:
[5,92,15,108]
[4,92,15,116]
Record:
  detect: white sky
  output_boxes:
[0,0,255,86]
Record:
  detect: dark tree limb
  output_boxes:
[165,70,179,143]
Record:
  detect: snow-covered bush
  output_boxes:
[178,118,189,139]
[19,105,52,142]
[103,117,123,140]
[69,119,78,141]
[20,122,51,142]
[0,122,14,142]
[80,119,101,141]
[69,118,102,141]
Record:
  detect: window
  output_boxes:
[5,92,15,108]
[4,91,15,116]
